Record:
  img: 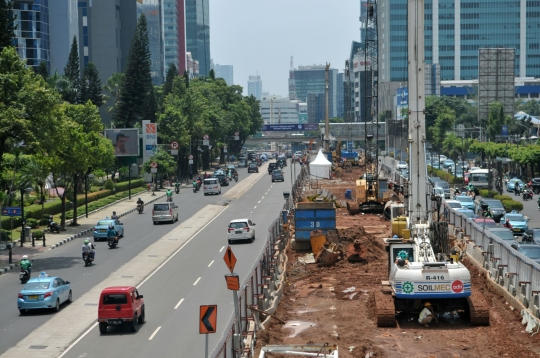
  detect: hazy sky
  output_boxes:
[209,0,361,97]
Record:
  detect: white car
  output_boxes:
[397,161,408,170]
[438,155,448,163]
[227,219,256,244]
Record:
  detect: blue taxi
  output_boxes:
[93,218,124,241]
[501,211,529,235]
[18,272,72,314]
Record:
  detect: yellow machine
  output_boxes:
[347,162,390,214]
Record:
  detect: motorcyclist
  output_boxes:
[82,239,95,260]
[166,188,173,201]
[537,195,540,208]
[515,183,522,195]
[174,181,181,193]
[20,255,32,276]
[483,207,494,219]
[111,211,119,220]
[192,179,198,191]
[136,197,144,211]
[467,183,475,196]
[503,218,512,228]
[107,225,118,244]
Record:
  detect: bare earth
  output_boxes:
[255,167,540,358]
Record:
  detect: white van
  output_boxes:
[203,178,221,196]
[469,169,491,190]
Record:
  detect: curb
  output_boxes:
[50,193,166,249]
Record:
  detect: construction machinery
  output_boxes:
[375,0,489,327]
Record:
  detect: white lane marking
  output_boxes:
[258,201,261,204]
[57,322,98,358]
[219,246,225,252]
[193,277,201,285]
[137,206,229,288]
[148,326,162,340]
[174,298,184,309]
[254,206,257,209]
[208,260,214,267]
[262,196,265,199]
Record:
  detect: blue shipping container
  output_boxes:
[294,202,336,241]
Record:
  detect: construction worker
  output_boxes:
[418,302,438,328]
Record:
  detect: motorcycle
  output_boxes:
[108,236,118,249]
[137,203,144,214]
[233,174,238,182]
[537,198,540,210]
[523,190,533,201]
[83,252,94,266]
[515,186,522,196]
[175,186,180,194]
[166,195,173,202]
[467,190,475,200]
[193,182,201,193]
[19,269,30,284]
[48,220,60,233]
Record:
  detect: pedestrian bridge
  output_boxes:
[245,122,386,143]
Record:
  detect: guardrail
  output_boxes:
[442,200,540,330]
[212,166,309,357]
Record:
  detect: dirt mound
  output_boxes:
[337,226,387,262]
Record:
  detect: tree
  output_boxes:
[63,36,80,104]
[329,117,344,123]
[80,62,103,107]
[163,63,178,98]
[429,106,455,149]
[516,99,540,116]
[34,61,48,81]
[0,0,16,52]
[20,157,49,217]
[486,102,507,141]
[0,47,60,175]
[114,14,154,127]
[141,149,176,187]
[103,72,124,113]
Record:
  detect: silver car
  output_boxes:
[152,202,179,224]
[203,178,221,195]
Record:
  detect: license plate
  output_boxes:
[99,229,106,233]
[235,231,242,234]
[28,295,38,300]
[109,320,123,325]
[513,228,521,232]
[160,216,164,218]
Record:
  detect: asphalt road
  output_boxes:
[60,164,293,357]
[0,167,261,356]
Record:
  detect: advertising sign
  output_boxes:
[2,207,21,217]
[105,129,139,157]
[397,279,469,295]
[396,87,408,106]
[261,124,311,131]
[142,120,158,163]
[501,125,509,137]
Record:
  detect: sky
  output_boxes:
[209,0,361,97]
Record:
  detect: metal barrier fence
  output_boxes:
[443,200,540,323]
[212,166,309,358]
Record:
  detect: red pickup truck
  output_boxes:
[98,286,145,334]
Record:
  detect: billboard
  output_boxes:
[261,123,320,131]
[105,129,140,157]
[142,120,158,162]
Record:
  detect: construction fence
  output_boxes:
[212,166,309,357]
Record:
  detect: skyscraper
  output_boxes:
[163,0,180,73]
[137,0,164,84]
[49,0,79,75]
[184,0,210,76]
[13,0,51,71]
[214,64,233,85]
[248,75,262,99]
[379,0,540,82]
[289,65,338,118]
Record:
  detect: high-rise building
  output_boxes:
[214,64,233,85]
[289,65,339,118]
[259,95,300,124]
[248,75,262,99]
[13,0,51,71]
[184,0,210,76]
[49,0,79,75]
[163,0,181,73]
[336,72,345,119]
[379,0,540,83]
[307,93,325,123]
[137,0,164,84]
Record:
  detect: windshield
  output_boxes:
[489,229,515,241]
[456,197,473,203]
[486,201,504,209]
[97,220,113,226]
[471,174,488,182]
[103,294,127,305]
[448,202,461,208]
[24,281,50,290]
[435,182,449,189]
[519,247,540,260]
[506,215,524,222]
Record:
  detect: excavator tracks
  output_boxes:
[375,285,396,327]
[467,290,490,326]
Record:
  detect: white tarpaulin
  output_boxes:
[310,149,332,179]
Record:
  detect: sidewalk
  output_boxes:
[0,189,167,275]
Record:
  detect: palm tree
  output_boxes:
[103,72,125,114]
[20,157,50,217]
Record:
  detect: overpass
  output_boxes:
[245,122,386,143]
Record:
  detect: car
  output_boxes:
[152,202,179,224]
[443,159,455,168]
[473,218,498,228]
[437,155,448,163]
[98,286,145,334]
[226,164,236,171]
[268,162,278,174]
[286,151,293,158]
[397,161,408,170]
[399,168,409,177]
[453,167,464,178]
[294,151,302,157]
[248,162,259,173]
[464,172,470,185]
[522,228,540,244]
[445,200,463,210]
[428,176,441,185]
[454,195,475,210]
[456,208,476,219]
[277,156,287,167]
[18,272,72,314]
[501,211,529,235]
[457,161,469,170]
[227,219,256,244]
[213,170,230,186]
[203,178,221,195]
[476,198,505,223]
[293,155,302,163]
[434,181,451,199]
[429,161,442,169]
[469,166,481,172]
[506,178,524,192]
[486,227,516,241]
[93,219,124,241]
[271,169,284,182]
[509,243,540,264]
[238,159,247,168]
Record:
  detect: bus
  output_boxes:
[469,169,491,190]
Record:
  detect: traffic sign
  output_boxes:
[150,161,158,168]
[234,132,240,141]
[223,246,237,273]
[223,145,227,153]
[225,274,240,291]
[170,141,179,149]
[234,132,239,136]
[2,207,21,217]
[203,134,209,140]
[199,305,217,334]
[188,154,194,160]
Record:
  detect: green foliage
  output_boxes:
[142,149,176,176]
[501,200,523,212]
[0,229,11,241]
[478,189,499,198]
[33,230,44,239]
[328,117,344,123]
[104,178,114,190]
[114,14,154,127]
[0,0,16,52]
[486,102,508,141]
[494,194,513,202]
[80,62,103,107]
[26,218,39,229]
[163,63,178,99]
[63,36,80,104]
[35,61,48,81]
[516,99,540,116]
[103,72,124,114]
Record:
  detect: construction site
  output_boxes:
[254,164,540,357]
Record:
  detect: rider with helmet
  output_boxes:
[20,255,32,276]
[166,188,173,201]
[136,196,144,211]
[111,211,119,220]
[82,239,95,260]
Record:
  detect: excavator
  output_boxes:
[374,0,489,327]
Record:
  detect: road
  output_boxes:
[0,164,279,356]
[60,164,293,357]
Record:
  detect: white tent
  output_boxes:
[310,149,332,179]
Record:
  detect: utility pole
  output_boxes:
[324,62,330,151]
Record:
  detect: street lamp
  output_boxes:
[85,174,94,218]
[128,163,138,200]
[20,187,33,246]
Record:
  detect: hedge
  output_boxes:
[501,200,523,212]
[494,194,513,202]
[479,189,499,198]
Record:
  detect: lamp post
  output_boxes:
[20,187,33,246]
[85,174,94,218]
[128,163,137,200]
